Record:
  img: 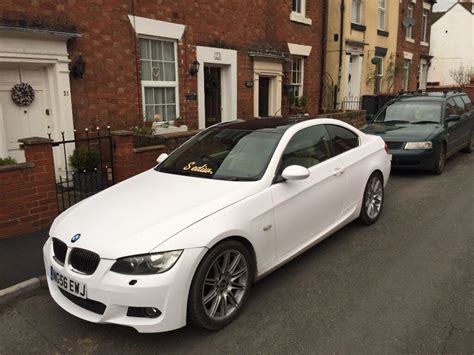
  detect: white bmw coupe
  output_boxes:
[44,118,391,333]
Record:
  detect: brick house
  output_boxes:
[0,0,325,164]
[394,0,436,92]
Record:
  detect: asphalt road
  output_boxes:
[1,152,473,354]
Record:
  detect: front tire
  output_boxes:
[358,172,384,225]
[461,131,473,153]
[431,144,446,175]
[188,240,254,331]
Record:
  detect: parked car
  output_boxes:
[44,118,391,333]
[362,92,473,174]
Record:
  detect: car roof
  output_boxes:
[395,91,467,102]
[214,117,307,133]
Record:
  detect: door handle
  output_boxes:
[334,167,345,176]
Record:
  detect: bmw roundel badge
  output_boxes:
[71,233,81,243]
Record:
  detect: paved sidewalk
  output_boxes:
[0,229,49,289]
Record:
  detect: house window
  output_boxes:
[406,4,414,39]
[352,0,363,24]
[402,59,410,91]
[377,0,386,30]
[374,56,384,94]
[292,0,302,13]
[421,9,428,42]
[290,57,304,104]
[139,38,178,121]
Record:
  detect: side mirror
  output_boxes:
[281,165,310,181]
[446,114,460,123]
[156,153,169,164]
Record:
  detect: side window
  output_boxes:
[326,125,359,156]
[445,99,457,117]
[280,126,332,171]
[453,96,467,114]
[461,95,472,111]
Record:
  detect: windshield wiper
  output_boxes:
[382,120,410,124]
[214,175,256,181]
[158,167,212,178]
[411,120,439,124]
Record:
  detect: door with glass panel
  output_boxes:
[204,66,222,127]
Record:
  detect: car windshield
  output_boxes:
[155,127,283,181]
[375,101,442,124]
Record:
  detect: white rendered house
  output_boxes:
[428,1,474,86]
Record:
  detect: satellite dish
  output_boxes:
[402,17,411,27]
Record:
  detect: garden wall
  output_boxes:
[0,138,58,239]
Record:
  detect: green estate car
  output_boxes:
[362,92,473,174]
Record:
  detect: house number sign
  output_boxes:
[214,52,221,60]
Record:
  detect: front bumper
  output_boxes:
[43,238,207,333]
[389,149,436,170]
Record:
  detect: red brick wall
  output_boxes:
[1,0,325,131]
[0,139,58,239]
[394,0,435,92]
[112,132,167,182]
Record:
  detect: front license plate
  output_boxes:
[50,266,87,299]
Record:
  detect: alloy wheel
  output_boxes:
[202,250,249,320]
[364,176,383,220]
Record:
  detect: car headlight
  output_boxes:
[404,141,433,150]
[110,250,183,275]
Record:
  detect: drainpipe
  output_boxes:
[319,0,328,113]
[335,0,345,109]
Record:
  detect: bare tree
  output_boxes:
[449,65,474,86]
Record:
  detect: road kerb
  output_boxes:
[0,275,47,308]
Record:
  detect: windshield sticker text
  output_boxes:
[183,162,214,175]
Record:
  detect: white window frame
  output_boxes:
[139,36,180,122]
[402,59,411,91]
[290,0,312,25]
[406,4,414,40]
[352,0,363,25]
[421,8,429,44]
[290,56,304,102]
[377,0,386,30]
[374,56,384,93]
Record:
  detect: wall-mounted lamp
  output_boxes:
[71,54,86,79]
[189,60,200,76]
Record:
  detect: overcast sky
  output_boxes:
[433,0,458,12]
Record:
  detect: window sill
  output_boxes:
[290,12,312,26]
[152,122,188,135]
[405,37,415,43]
[351,23,367,32]
[421,41,429,47]
[377,29,389,37]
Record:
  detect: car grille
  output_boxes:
[386,141,404,150]
[69,248,100,275]
[52,238,67,265]
[58,287,106,315]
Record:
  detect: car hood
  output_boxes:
[362,122,441,142]
[50,169,261,259]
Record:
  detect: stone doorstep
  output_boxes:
[0,275,47,308]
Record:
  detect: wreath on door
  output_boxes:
[11,82,35,106]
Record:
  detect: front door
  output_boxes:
[0,67,51,162]
[204,66,222,127]
[270,125,345,259]
[258,77,270,117]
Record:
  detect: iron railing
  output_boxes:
[49,127,114,212]
[341,96,362,111]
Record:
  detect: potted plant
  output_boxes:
[69,146,102,193]
[174,117,182,127]
[0,156,17,166]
